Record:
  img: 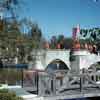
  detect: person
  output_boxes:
[85,43,88,50]
[74,40,80,50]
[45,42,50,49]
[57,43,61,49]
[92,45,97,54]
[88,44,93,53]
[80,44,84,49]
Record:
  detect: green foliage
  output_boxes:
[50,36,57,49]
[0,89,23,100]
[80,28,100,42]
[0,89,9,93]
[0,69,22,84]
[64,38,73,49]
[80,28,100,50]
[49,35,73,49]
[0,18,43,63]
[0,0,43,63]
[1,0,20,17]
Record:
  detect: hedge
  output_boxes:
[0,89,23,100]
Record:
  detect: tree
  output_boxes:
[0,18,22,57]
[0,0,22,57]
[57,35,64,43]
[0,0,44,63]
[64,38,73,49]
[0,0,20,18]
[49,35,73,49]
[50,35,57,49]
[30,23,42,48]
[20,18,43,49]
[80,28,100,50]
[57,35,65,49]
[80,28,100,42]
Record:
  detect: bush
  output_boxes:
[0,69,22,84]
[0,89,23,100]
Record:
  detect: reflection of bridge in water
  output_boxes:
[23,49,100,99]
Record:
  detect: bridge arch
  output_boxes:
[45,59,69,72]
[88,61,100,72]
[79,53,100,70]
[44,50,70,70]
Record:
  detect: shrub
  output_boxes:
[0,69,22,84]
[0,89,23,100]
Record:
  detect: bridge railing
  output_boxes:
[22,69,100,96]
[36,70,100,96]
[97,51,100,56]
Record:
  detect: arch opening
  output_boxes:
[87,62,100,82]
[88,62,100,73]
[46,59,69,72]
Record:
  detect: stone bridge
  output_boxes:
[29,49,100,73]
